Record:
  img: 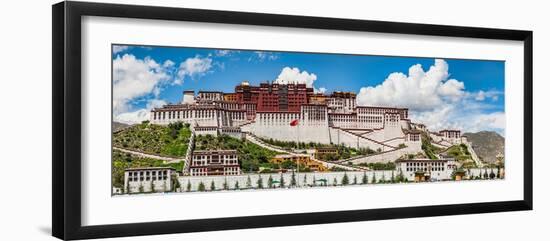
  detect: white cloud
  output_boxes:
[315,87,327,94]
[258,51,278,61]
[112,45,130,54]
[114,109,150,125]
[146,99,167,109]
[410,104,455,131]
[356,59,504,134]
[163,59,175,68]
[410,105,505,135]
[473,90,501,101]
[112,54,171,115]
[248,51,278,62]
[174,56,213,85]
[114,99,167,124]
[463,112,505,133]
[215,50,231,56]
[356,59,465,111]
[274,67,318,87]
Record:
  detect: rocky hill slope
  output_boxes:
[463,131,504,163]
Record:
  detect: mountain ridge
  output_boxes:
[463,131,504,163]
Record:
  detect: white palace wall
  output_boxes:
[175,168,502,192]
[178,170,397,191]
[250,120,333,144]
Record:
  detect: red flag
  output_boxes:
[290,119,299,126]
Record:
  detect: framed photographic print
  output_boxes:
[52,1,533,240]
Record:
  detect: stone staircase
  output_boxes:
[243,132,365,171]
[182,124,196,175]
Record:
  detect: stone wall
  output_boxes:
[175,168,503,192]
[177,170,397,191]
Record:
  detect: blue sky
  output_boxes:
[112,44,505,135]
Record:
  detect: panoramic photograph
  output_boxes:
[111,44,505,195]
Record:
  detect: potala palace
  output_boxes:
[117,81,498,194]
[150,81,466,156]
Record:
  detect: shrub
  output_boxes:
[198,182,206,191]
[342,173,350,185]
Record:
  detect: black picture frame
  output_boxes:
[52,1,533,240]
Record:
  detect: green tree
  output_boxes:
[268,175,274,188]
[246,175,252,189]
[223,178,229,190]
[198,182,206,191]
[257,175,264,189]
[362,172,368,184]
[379,173,386,184]
[333,177,338,186]
[171,174,180,192]
[186,180,191,192]
[489,169,496,179]
[210,180,216,191]
[290,170,297,187]
[371,172,377,184]
[390,171,395,183]
[342,173,350,185]
[396,169,406,183]
[280,174,285,188]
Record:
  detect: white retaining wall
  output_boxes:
[178,168,504,192]
[178,170,397,191]
[175,168,503,192]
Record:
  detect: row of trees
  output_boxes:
[465,167,503,180]
[126,174,181,194]
[183,170,409,192]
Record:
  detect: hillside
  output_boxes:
[440,143,477,168]
[112,121,130,132]
[195,134,280,172]
[463,131,505,163]
[112,122,281,174]
[258,137,376,161]
[113,122,191,157]
[112,149,183,189]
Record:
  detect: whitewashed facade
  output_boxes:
[124,167,176,193]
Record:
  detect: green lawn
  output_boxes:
[444,143,477,169]
[258,137,375,161]
[113,122,191,157]
[421,132,443,159]
[357,162,396,170]
[195,134,280,172]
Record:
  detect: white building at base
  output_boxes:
[124,167,176,193]
[395,158,459,181]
